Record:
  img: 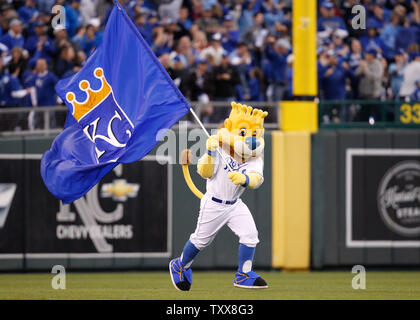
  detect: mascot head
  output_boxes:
[218,102,268,160]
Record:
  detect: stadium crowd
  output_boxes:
[0,0,420,127]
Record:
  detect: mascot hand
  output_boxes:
[228,172,247,185]
[206,135,219,152]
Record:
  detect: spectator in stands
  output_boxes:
[354,48,384,120]
[165,17,189,42]
[0,4,17,24]
[80,0,99,26]
[28,58,58,128]
[55,45,76,78]
[355,48,384,99]
[399,52,420,100]
[380,55,389,100]
[272,20,290,39]
[0,57,29,108]
[230,41,253,100]
[359,20,388,58]
[151,24,172,57]
[213,52,240,101]
[220,14,240,54]
[158,52,173,76]
[18,0,39,26]
[65,0,83,38]
[146,11,159,28]
[212,52,240,121]
[246,67,264,101]
[135,13,153,45]
[53,26,80,53]
[1,19,25,51]
[72,26,86,49]
[77,22,102,56]
[7,46,28,82]
[368,1,389,29]
[178,7,192,30]
[411,80,420,101]
[196,4,219,34]
[262,0,285,33]
[170,54,189,95]
[200,32,226,66]
[380,11,401,59]
[25,21,56,62]
[37,0,55,14]
[0,57,33,130]
[170,36,196,69]
[320,49,351,122]
[331,29,349,59]
[240,12,268,51]
[321,50,349,100]
[395,16,418,53]
[265,36,289,101]
[191,29,208,52]
[388,49,407,100]
[317,1,347,32]
[347,38,363,98]
[62,49,86,78]
[185,58,214,102]
[31,58,57,105]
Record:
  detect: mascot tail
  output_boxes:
[180,149,204,199]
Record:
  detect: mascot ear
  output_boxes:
[224,118,232,131]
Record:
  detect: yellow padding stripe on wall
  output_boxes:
[272,131,311,269]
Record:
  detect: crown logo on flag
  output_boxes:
[66,68,111,121]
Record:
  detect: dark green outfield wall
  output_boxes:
[4,128,418,271]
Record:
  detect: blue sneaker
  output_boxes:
[169,258,193,291]
[234,271,268,289]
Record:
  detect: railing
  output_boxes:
[0,101,279,136]
[318,100,420,129]
[2,100,419,136]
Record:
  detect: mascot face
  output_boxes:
[219,102,268,160]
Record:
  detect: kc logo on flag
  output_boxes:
[65,68,134,163]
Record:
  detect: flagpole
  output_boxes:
[189,107,233,172]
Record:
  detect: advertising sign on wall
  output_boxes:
[0,154,172,259]
[346,149,420,248]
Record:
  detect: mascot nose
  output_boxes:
[245,136,260,150]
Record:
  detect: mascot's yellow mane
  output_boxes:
[181,102,268,199]
[219,102,268,156]
[224,102,268,135]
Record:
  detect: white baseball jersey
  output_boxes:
[197,148,264,201]
[189,149,264,250]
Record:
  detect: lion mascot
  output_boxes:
[169,102,268,291]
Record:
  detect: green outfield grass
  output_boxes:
[0,271,420,300]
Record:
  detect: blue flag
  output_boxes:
[41,1,190,204]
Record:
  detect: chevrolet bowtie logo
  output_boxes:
[100,179,140,201]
